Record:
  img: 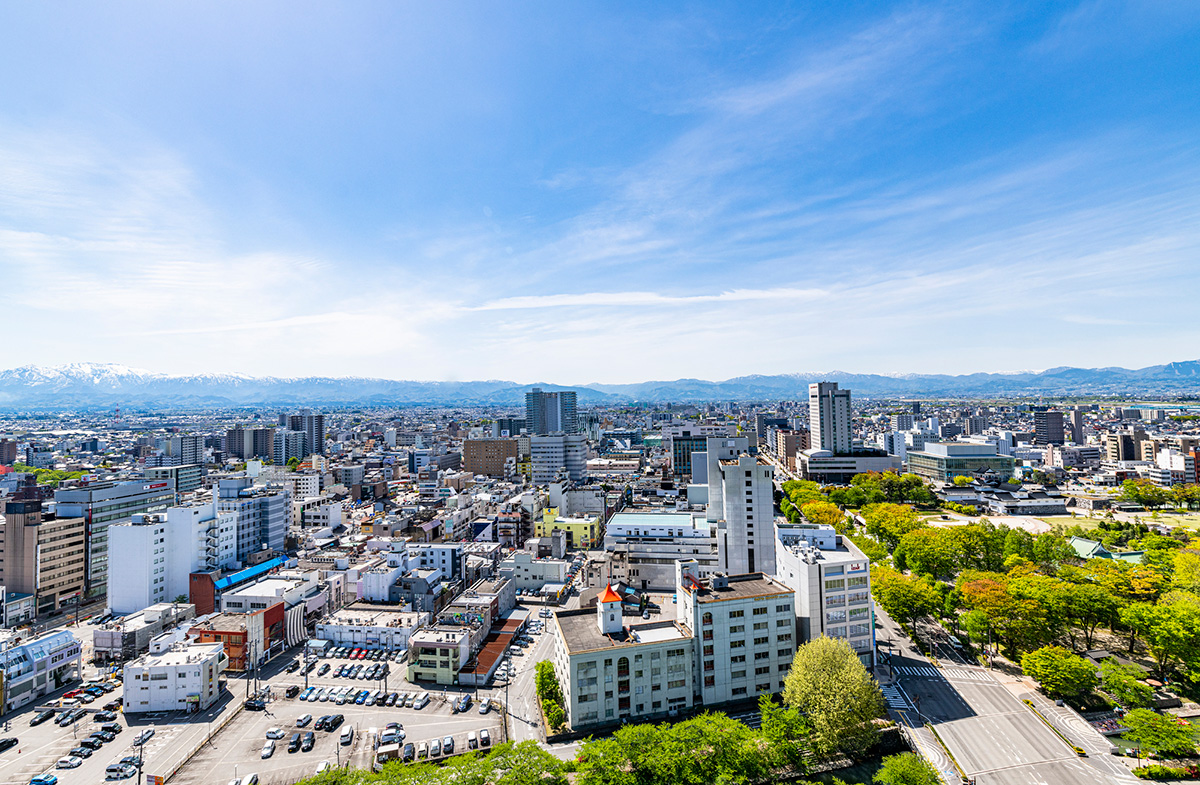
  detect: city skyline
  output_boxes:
[2,3,1198,383]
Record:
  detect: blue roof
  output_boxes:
[214,556,286,591]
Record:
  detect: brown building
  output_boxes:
[463,438,519,477]
[0,438,17,465]
[0,498,86,614]
[774,428,811,471]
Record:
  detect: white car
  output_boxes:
[266,727,286,739]
[297,714,312,727]
[430,738,441,757]
[58,756,84,769]
[261,740,275,759]
[315,761,332,774]
[478,700,491,715]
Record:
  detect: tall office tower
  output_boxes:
[889,413,914,432]
[525,388,578,435]
[965,415,989,436]
[809,382,852,454]
[911,401,921,416]
[0,480,87,614]
[288,409,326,456]
[1070,408,1086,444]
[273,430,307,466]
[1034,411,1065,445]
[0,438,18,465]
[715,453,776,575]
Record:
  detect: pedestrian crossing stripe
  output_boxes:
[897,666,943,678]
[943,668,994,682]
[880,686,910,709]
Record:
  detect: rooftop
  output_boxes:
[555,609,690,654]
[127,641,225,668]
[691,573,793,604]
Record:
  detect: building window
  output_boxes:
[729,625,744,634]
[702,613,712,626]
[753,606,767,616]
[730,640,744,649]
[704,676,715,687]
[732,687,747,696]
[731,670,746,679]
[729,610,744,619]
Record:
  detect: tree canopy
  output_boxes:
[1123,709,1198,758]
[1020,646,1097,698]
[782,636,885,759]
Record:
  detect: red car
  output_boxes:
[64,690,84,699]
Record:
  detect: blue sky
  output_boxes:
[1,1,1198,383]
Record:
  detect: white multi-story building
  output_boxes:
[122,638,227,714]
[774,521,874,666]
[675,560,796,705]
[701,436,751,515]
[497,550,570,592]
[1157,449,1196,485]
[809,381,852,454]
[315,603,426,650]
[531,434,588,485]
[108,500,236,615]
[602,510,716,591]
[216,477,290,562]
[552,585,695,728]
[714,454,776,576]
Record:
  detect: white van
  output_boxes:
[417,741,428,759]
[413,692,430,710]
[340,726,354,746]
[947,635,963,649]
[467,730,477,749]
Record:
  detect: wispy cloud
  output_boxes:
[472,287,828,311]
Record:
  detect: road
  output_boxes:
[875,607,1137,785]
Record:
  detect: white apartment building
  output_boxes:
[531,434,588,485]
[122,638,227,714]
[774,521,874,666]
[108,500,236,615]
[1157,448,1196,485]
[700,436,751,514]
[714,454,776,576]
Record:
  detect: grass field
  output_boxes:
[1035,511,1200,532]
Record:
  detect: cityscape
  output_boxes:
[2,4,1199,785]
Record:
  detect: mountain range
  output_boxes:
[0,361,1199,409]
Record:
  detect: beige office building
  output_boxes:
[0,499,87,614]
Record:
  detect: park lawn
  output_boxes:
[1037,516,1098,530]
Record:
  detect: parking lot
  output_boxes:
[0,606,555,785]
[172,649,506,785]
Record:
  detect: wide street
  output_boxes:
[875,607,1137,785]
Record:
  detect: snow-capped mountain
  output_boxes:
[0,361,1198,409]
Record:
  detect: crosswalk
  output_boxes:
[881,685,910,710]
[943,667,995,683]
[897,665,943,679]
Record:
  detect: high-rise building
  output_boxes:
[1034,411,1065,445]
[108,500,237,614]
[889,413,914,432]
[530,434,587,485]
[525,388,578,435]
[288,409,326,456]
[273,430,307,466]
[715,453,775,576]
[164,435,203,466]
[704,436,751,522]
[145,464,203,494]
[55,479,177,598]
[216,478,290,562]
[0,494,86,614]
[0,438,18,465]
[225,427,275,460]
[1070,408,1086,444]
[809,382,852,454]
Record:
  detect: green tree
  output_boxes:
[801,500,847,532]
[1020,646,1098,698]
[1172,549,1200,593]
[1123,709,1198,757]
[953,475,974,487]
[758,694,809,771]
[542,699,565,730]
[895,528,962,580]
[286,456,301,470]
[1132,591,1200,678]
[864,503,925,551]
[873,752,941,785]
[783,636,885,759]
[872,567,939,631]
[1099,660,1154,709]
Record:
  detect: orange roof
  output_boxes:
[598,584,622,604]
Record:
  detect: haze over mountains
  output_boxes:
[1,362,1199,409]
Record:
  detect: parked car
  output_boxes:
[479,728,491,747]
[91,730,117,743]
[340,726,354,746]
[68,747,93,759]
[100,723,123,735]
[430,738,441,757]
[402,743,415,762]
[296,714,312,727]
[261,740,275,759]
[57,757,84,769]
[31,710,55,726]
[443,735,455,754]
[317,664,330,676]
[315,761,332,775]
[326,714,345,731]
[288,733,302,753]
[104,700,122,712]
[105,764,136,781]
[285,685,301,698]
[93,711,117,723]
[31,774,59,785]
[301,731,315,752]
[266,727,286,740]
[468,730,477,749]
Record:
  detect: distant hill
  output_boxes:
[0,360,1198,409]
